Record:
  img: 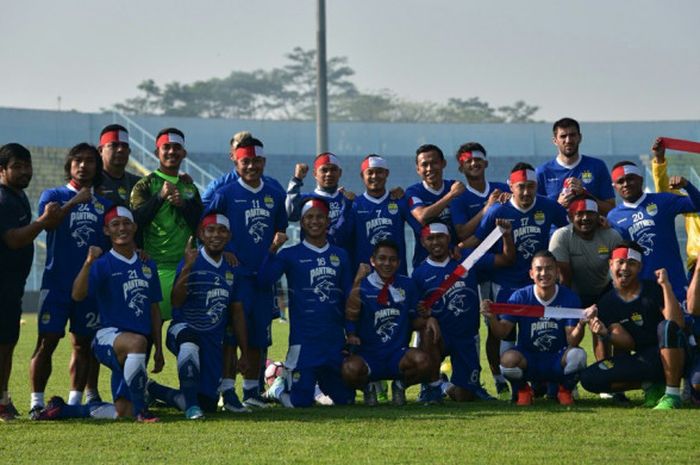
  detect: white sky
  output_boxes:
[2,0,699,121]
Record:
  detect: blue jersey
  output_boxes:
[536,155,615,202]
[258,240,352,367]
[412,253,494,337]
[39,185,111,290]
[607,187,700,302]
[475,196,568,289]
[207,178,288,273]
[502,285,580,353]
[172,248,250,341]
[349,192,411,275]
[451,181,510,227]
[88,250,162,335]
[201,170,284,209]
[406,180,458,266]
[287,183,353,249]
[355,273,417,356]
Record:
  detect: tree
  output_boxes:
[498,100,540,123]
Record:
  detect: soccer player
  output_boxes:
[349,155,412,275]
[259,199,355,407]
[481,251,589,406]
[0,144,61,420]
[536,117,615,214]
[97,124,141,206]
[412,220,515,402]
[146,214,250,419]
[580,242,687,409]
[29,143,110,415]
[405,144,465,266]
[70,205,163,421]
[207,134,288,408]
[130,128,203,321]
[686,262,700,405]
[607,161,700,305]
[285,153,354,249]
[342,241,439,406]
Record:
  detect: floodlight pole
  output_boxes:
[316,0,329,154]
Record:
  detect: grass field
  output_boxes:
[3,314,700,465]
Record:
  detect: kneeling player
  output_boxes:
[146,214,250,419]
[481,251,588,406]
[687,263,700,405]
[341,241,439,405]
[580,242,687,409]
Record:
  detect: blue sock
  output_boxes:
[148,381,182,409]
[57,403,92,419]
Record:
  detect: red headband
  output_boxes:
[200,213,230,230]
[421,223,450,238]
[314,153,340,170]
[104,206,134,225]
[611,247,642,263]
[301,199,330,217]
[100,130,129,146]
[458,150,485,165]
[234,145,264,160]
[611,164,642,182]
[509,169,536,184]
[568,199,598,214]
[361,156,388,172]
[156,132,185,148]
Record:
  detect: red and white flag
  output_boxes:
[489,303,584,320]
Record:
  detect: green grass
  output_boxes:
[3,315,700,465]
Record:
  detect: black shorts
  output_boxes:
[0,275,25,344]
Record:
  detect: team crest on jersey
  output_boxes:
[141,265,152,279]
[264,195,274,209]
[534,211,545,225]
[631,312,643,326]
[581,170,593,184]
[118,186,127,200]
[645,203,658,216]
[330,254,340,267]
[225,271,234,286]
[183,186,195,200]
[93,200,104,214]
[597,245,610,259]
[387,202,398,215]
[41,312,50,324]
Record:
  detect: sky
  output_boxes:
[2,0,699,122]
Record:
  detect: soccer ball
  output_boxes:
[264,360,285,386]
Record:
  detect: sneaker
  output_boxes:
[0,402,19,421]
[135,410,160,423]
[28,405,44,420]
[516,384,533,406]
[495,381,511,401]
[34,396,65,420]
[557,385,574,406]
[363,383,378,407]
[391,381,406,406]
[376,380,389,403]
[467,384,496,401]
[422,383,443,405]
[185,405,205,420]
[222,389,251,413]
[242,390,271,409]
[643,383,665,408]
[652,394,681,410]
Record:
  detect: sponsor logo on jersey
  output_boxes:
[264,195,274,209]
[646,203,658,216]
[387,202,399,215]
[374,307,401,343]
[123,276,150,317]
[534,211,545,225]
[581,170,593,184]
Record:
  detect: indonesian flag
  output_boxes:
[659,137,700,154]
[489,302,584,320]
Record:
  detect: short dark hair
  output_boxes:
[372,239,400,257]
[511,162,535,173]
[612,240,644,256]
[0,143,31,168]
[100,124,128,136]
[552,117,580,135]
[64,143,103,187]
[415,144,444,163]
[532,249,557,264]
[237,135,263,149]
[456,142,487,161]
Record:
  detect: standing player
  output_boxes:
[536,117,615,214]
[130,128,202,322]
[405,144,465,267]
[580,242,686,409]
[207,135,288,408]
[413,221,515,402]
[97,124,141,206]
[146,214,250,419]
[607,161,700,305]
[29,143,110,415]
[342,241,438,406]
[71,206,163,420]
[481,251,589,406]
[286,153,354,249]
[349,155,412,275]
[259,199,355,407]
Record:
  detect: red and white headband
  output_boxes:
[361,156,388,172]
[568,198,598,214]
[458,150,485,165]
[200,213,230,230]
[611,247,642,263]
[104,206,134,225]
[314,153,340,170]
[234,145,264,160]
[611,164,642,182]
[301,199,330,217]
[509,169,536,184]
[156,132,185,149]
[421,223,450,238]
[100,130,129,146]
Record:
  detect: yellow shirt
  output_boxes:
[652,159,699,271]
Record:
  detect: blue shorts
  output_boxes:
[284,343,354,407]
[38,289,99,338]
[92,327,130,402]
[513,346,566,382]
[443,332,481,389]
[167,322,223,400]
[360,347,407,381]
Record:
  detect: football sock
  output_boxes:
[493,374,506,384]
[85,389,101,403]
[563,348,587,375]
[665,386,681,397]
[243,379,259,395]
[219,378,235,394]
[67,390,83,405]
[31,392,44,409]
[89,403,117,419]
[147,380,184,410]
[123,353,147,414]
[177,342,201,409]
[57,402,92,418]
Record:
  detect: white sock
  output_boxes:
[177,342,201,371]
[123,353,147,386]
[219,378,235,393]
[665,386,681,397]
[564,348,587,375]
[85,389,100,402]
[30,392,45,409]
[67,390,83,405]
[242,379,258,391]
[494,374,506,384]
[500,365,523,380]
[428,380,440,388]
[90,403,118,420]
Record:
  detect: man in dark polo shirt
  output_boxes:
[0,143,61,420]
[97,124,141,206]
